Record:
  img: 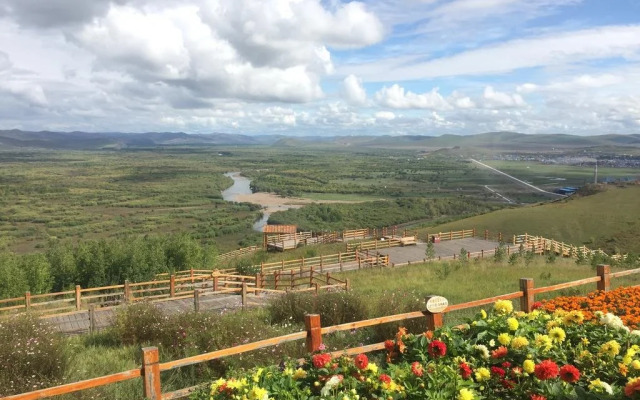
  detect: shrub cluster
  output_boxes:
[0,314,69,396]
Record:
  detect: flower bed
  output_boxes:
[192,298,640,400]
[541,286,640,329]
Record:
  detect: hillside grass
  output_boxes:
[422,185,640,254]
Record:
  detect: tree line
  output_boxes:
[0,234,217,299]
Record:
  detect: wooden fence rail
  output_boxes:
[3,264,637,400]
[217,246,260,261]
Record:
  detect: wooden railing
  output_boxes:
[427,228,476,242]
[217,246,260,261]
[4,264,637,400]
[0,272,256,319]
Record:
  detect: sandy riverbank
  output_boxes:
[234,192,363,213]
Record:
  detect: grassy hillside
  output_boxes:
[424,185,640,254]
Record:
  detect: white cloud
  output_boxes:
[482,86,525,108]
[341,74,367,105]
[517,74,622,93]
[375,84,451,109]
[375,111,395,120]
[342,25,640,82]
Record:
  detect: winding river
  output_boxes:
[221,172,296,232]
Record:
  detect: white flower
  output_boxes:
[599,313,627,331]
[600,381,613,395]
[474,344,490,360]
[321,375,342,396]
[631,330,640,336]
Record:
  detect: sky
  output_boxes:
[1,0,640,136]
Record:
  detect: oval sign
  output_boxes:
[426,296,449,313]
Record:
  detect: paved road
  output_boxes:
[470,159,564,197]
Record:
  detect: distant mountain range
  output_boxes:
[1,129,639,151]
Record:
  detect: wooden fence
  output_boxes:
[217,246,260,261]
[426,228,476,242]
[4,264,637,400]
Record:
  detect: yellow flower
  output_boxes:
[366,362,378,374]
[457,388,475,400]
[511,336,529,350]
[600,340,621,357]
[507,318,519,331]
[498,333,511,346]
[248,386,269,400]
[523,360,535,374]
[494,300,513,315]
[527,310,540,320]
[475,367,491,382]
[293,368,307,380]
[631,360,640,370]
[553,309,566,318]
[480,309,487,319]
[565,310,584,324]
[227,378,247,390]
[534,334,553,351]
[548,327,566,343]
[581,338,590,346]
[253,368,264,382]
[210,378,227,394]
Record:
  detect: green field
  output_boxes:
[425,185,640,254]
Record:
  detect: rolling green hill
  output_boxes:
[425,184,640,254]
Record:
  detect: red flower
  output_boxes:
[312,353,332,369]
[500,379,515,389]
[530,394,547,400]
[354,354,368,370]
[491,366,506,378]
[428,340,447,358]
[411,361,423,377]
[501,361,512,369]
[491,346,508,359]
[384,339,395,352]
[531,302,543,310]
[624,378,640,397]
[459,362,472,379]
[559,364,580,383]
[534,360,559,380]
[379,374,392,384]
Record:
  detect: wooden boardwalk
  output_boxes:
[43,237,501,335]
[45,293,269,335]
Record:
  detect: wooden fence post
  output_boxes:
[473,228,476,237]
[499,232,503,242]
[170,275,176,298]
[255,273,261,295]
[241,282,247,309]
[25,291,31,310]
[194,289,200,313]
[304,314,322,352]
[339,252,343,271]
[190,268,194,284]
[484,230,488,240]
[141,347,162,400]
[423,297,443,331]
[345,278,351,291]
[124,280,131,303]
[213,276,219,292]
[519,278,535,313]
[309,266,315,288]
[75,285,82,310]
[597,264,611,292]
[89,305,96,334]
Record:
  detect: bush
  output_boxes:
[267,291,368,327]
[0,314,69,395]
[110,302,167,345]
[369,290,424,341]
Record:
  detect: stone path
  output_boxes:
[45,293,270,335]
[375,238,502,265]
